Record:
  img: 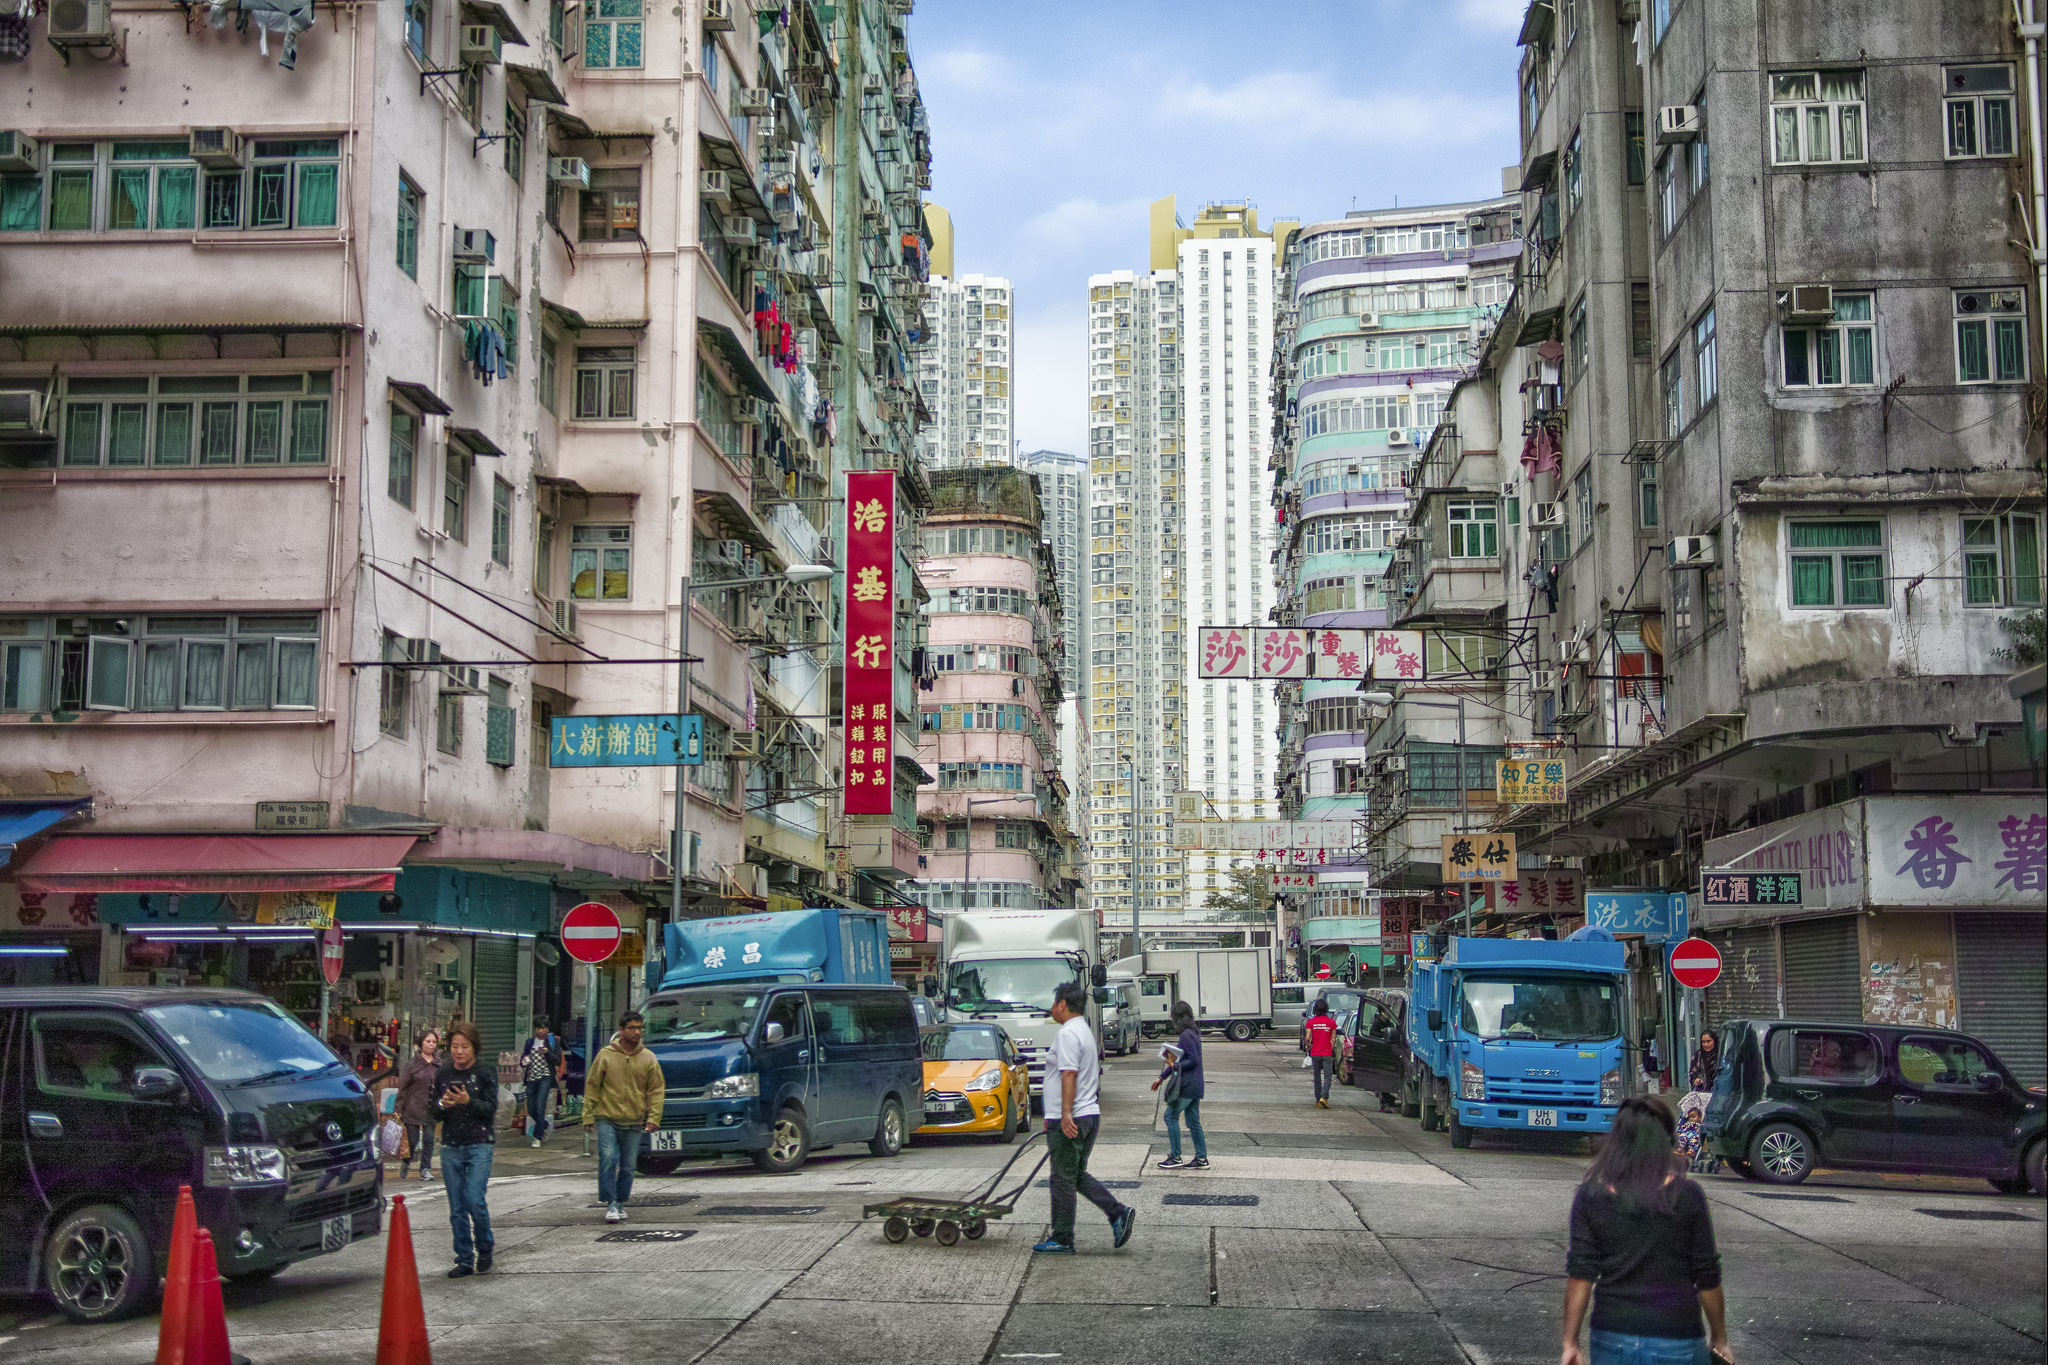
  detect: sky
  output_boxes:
[909,0,1528,456]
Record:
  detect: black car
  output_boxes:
[1704,1018,2045,1194]
[1340,988,1416,1114]
[0,988,383,1321]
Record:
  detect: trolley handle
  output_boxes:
[972,1128,1049,1205]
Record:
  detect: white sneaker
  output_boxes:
[616,1203,627,1222]
[531,1138,542,1148]
[604,1203,623,1224]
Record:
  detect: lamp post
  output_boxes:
[1362,689,1471,936]
[958,795,1011,910]
[1121,751,1142,958]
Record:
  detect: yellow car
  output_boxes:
[916,1023,1033,1143]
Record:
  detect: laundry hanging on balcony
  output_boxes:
[1520,423,1561,479]
[462,319,509,385]
[210,0,314,69]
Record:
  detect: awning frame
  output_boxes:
[16,833,419,895]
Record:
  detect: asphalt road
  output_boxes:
[1,1035,2041,1364]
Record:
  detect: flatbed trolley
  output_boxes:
[862,1130,1051,1246]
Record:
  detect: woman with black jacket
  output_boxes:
[1150,1001,1208,1169]
[395,1029,441,1180]
[436,1021,500,1278]
[1561,1095,1730,1365]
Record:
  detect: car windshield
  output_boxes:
[1459,977,1620,1042]
[643,990,767,1043]
[946,958,1080,1014]
[144,1002,340,1084]
[922,1025,1003,1062]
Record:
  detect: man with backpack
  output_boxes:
[518,1016,566,1147]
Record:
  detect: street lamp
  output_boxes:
[957,795,1011,909]
[671,562,835,923]
[1121,751,1142,958]
[1361,688,1475,935]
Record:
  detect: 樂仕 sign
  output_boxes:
[1441,832,1517,882]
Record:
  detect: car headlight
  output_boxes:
[963,1069,1004,1092]
[708,1074,760,1099]
[204,1145,288,1187]
[1599,1067,1622,1105]
[1459,1061,1485,1101]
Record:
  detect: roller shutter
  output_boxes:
[1704,924,1779,1029]
[1779,916,1862,1022]
[1955,913,2047,1088]
[470,935,519,1061]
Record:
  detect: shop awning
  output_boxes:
[0,798,93,869]
[17,834,419,894]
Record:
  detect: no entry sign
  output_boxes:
[561,902,623,964]
[1668,937,1723,990]
[320,925,344,985]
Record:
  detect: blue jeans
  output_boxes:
[596,1120,644,1205]
[1165,1096,1207,1160]
[525,1078,555,1141]
[1589,1330,1710,1365]
[440,1143,493,1267]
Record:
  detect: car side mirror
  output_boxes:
[1427,1009,1443,1033]
[764,1022,786,1044]
[1090,962,1108,988]
[132,1066,184,1101]
[1093,988,1112,1006]
[921,975,937,997]
[1975,1071,2003,1090]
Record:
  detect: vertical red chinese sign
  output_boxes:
[843,470,897,815]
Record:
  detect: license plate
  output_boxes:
[649,1130,685,1151]
[1528,1109,1558,1128]
[319,1214,351,1251]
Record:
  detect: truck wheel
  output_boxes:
[1749,1122,1814,1185]
[752,1107,810,1173]
[45,1204,154,1324]
[1225,1020,1257,1043]
[869,1099,906,1158]
[1401,1072,1421,1119]
[1418,1086,1440,1134]
[1448,1107,1472,1150]
[2026,1138,2046,1196]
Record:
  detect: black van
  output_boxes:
[0,988,383,1321]
[1704,1017,2045,1193]
[634,983,924,1176]
[1341,988,1415,1114]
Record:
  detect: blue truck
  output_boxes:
[1406,933,1634,1149]
[659,907,893,990]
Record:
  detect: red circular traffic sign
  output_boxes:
[320,925,344,985]
[560,902,622,964]
[1669,937,1723,990]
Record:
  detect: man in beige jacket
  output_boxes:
[582,1011,664,1222]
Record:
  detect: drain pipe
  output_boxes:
[2019,0,2048,381]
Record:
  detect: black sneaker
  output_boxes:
[447,1264,474,1279]
[476,1251,493,1273]
[1156,1155,1185,1169]
[1188,1157,1210,1169]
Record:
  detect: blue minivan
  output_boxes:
[635,983,924,1175]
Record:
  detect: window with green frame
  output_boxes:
[1788,520,1886,608]
[490,477,513,565]
[485,676,515,766]
[1,613,320,714]
[1963,514,2043,608]
[60,372,331,469]
[396,175,422,278]
[1407,744,1505,805]
[503,101,525,181]
[583,0,642,68]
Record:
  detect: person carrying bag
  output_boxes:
[1151,1001,1208,1169]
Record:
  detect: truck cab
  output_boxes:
[1408,936,1632,1149]
[940,910,1099,1101]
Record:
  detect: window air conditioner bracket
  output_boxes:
[472,129,511,157]
[47,25,125,66]
[420,67,468,100]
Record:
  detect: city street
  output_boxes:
[0,1035,2040,1365]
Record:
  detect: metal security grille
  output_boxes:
[1779,916,1862,1022]
[1705,925,1781,1028]
[1954,913,2047,1087]
[470,935,518,1059]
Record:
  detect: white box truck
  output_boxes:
[1142,946,1274,1041]
[941,909,1104,1100]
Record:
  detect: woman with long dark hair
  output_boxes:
[1561,1095,1730,1365]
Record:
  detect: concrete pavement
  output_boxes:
[0,1034,2040,1364]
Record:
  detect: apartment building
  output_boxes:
[911,205,1014,472]
[1016,447,1086,694]
[0,0,935,1021]
[1358,0,2044,1074]
[1266,197,1521,973]
[907,467,1082,913]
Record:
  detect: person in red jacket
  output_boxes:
[1304,998,1339,1108]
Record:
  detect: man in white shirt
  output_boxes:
[1035,981,1137,1254]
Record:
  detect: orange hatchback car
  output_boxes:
[915,1023,1033,1143]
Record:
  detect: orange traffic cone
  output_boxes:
[374,1195,432,1365]
[181,1228,235,1365]
[154,1185,199,1365]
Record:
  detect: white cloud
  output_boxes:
[1155,70,1514,149]
[1456,0,1528,30]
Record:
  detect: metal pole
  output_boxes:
[1133,763,1143,958]
[318,982,330,1046]
[673,573,691,927]
[582,962,597,1158]
[1457,697,1470,937]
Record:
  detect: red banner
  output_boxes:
[843,470,897,815]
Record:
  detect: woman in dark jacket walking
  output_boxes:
[395,1029,441,1180]
[436,1021,499,1278]
[1150,1002,1208,1169]
[1561,1095,1731,1365]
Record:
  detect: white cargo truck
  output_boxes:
[1142,946,1274,1041]
[941,909,1104,1100]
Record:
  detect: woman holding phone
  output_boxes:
[436,1021,499,1278]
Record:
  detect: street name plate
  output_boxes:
[256,801,329,831]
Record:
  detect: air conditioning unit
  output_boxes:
[452,227,497,263]
[736,88,774,117]
[188,127,246,170]
[1532,668,1559,693]
[1379,753,1408,774]
[1667,535,1716,567]
[1779,285,1833,324]
[1656,105,1702,144]
[459,24,502,64]
[728,730,763,759]
[862,72,886,93]
[1529,501,1566,529]
[732,398,761,426]
[48,0,113,42]
[1386,429,1411,447]
[397,638,438,665]
[699,169,730,201]
[548,157,591,187]
[721,215,757,244]
[876,116,899,135]
[0,390,49,432]
[701,0,733,30]
[712,538,747,563]
[0,131,41,175]
[439,665,486,696]
[1956,289,2027,316]
[1352,310,1377,328]
[548,597,581,642]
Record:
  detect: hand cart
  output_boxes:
[862,1130,1051,1247]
